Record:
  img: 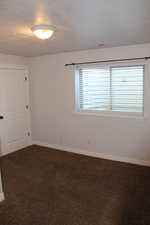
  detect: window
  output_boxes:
[75,64,144,115]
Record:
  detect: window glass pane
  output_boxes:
[111,66,144,113]
[79,68,110,110]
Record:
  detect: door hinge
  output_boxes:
[26,105,29,109]
[25,76,27,81]
[27,132,30,136]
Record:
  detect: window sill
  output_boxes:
[73,110,146,120]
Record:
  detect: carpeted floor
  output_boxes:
[0,145,150,225]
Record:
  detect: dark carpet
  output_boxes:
[0,145,150,225]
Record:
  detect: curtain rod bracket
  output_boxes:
[145,56,150,60]
[65,63,75,66]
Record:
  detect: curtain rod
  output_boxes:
[65,56,150,66]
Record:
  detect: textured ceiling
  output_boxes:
[0,0,150,56]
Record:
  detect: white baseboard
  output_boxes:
[33,140,150,167]
[0,192,4,202]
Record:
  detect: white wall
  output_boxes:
[29,44,150,165]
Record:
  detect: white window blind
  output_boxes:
[77,65,144,114]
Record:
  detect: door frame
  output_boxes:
[0,64,31,156]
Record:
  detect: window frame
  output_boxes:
[74,61,146,118]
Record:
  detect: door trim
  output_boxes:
[0,65,28,70]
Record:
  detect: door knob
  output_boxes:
[0,116,4,119]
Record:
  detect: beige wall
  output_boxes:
[29,43,150,164]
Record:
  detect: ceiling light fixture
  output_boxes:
[31,25,56,40]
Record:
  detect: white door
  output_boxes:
[0,67,31,156]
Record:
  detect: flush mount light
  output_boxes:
[31,25,56,40]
